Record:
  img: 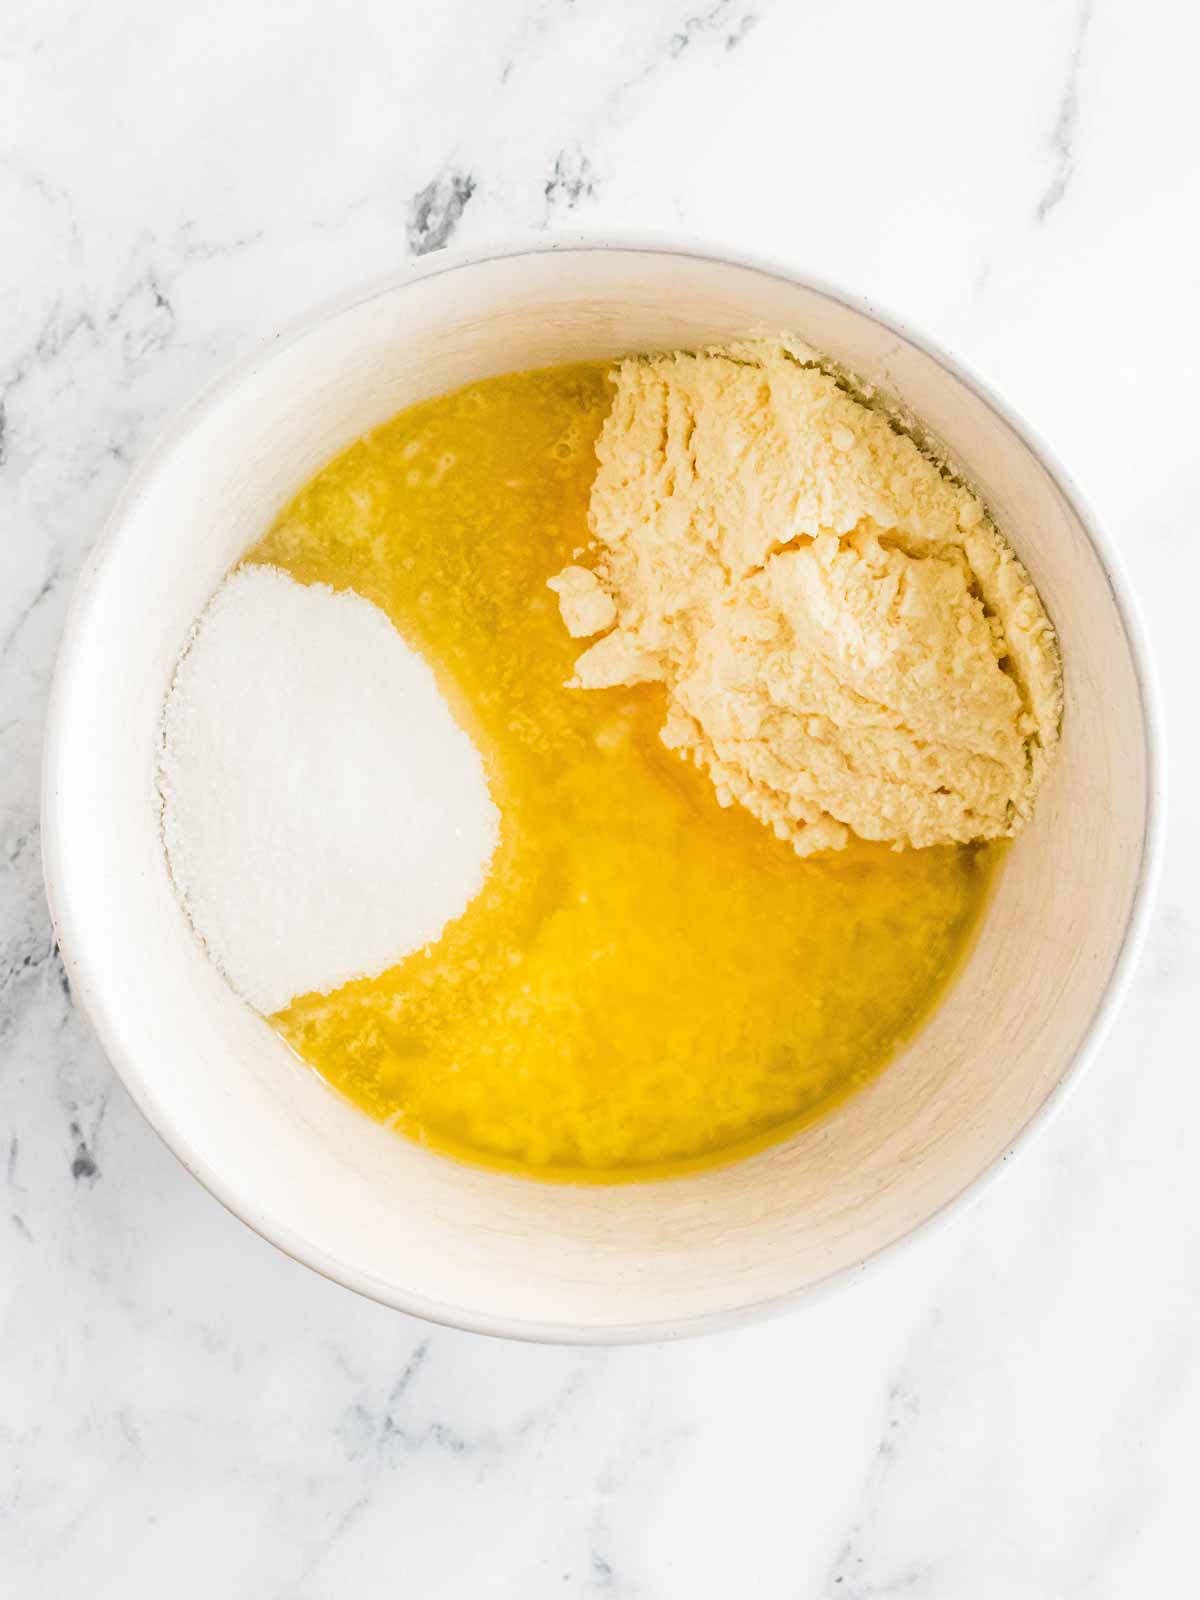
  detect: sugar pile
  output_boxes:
[157,565,499,1015]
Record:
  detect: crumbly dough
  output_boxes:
[549,340,1063,855]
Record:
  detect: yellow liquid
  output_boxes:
[249,362,999,1183]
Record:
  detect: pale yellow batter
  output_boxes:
[552,340,1062,855]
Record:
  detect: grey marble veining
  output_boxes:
[2,1,1197,1594]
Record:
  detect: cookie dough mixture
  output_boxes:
[551,340,1062,855]
[246,363,1000,1182]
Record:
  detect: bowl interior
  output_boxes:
[43,246,1152,1339]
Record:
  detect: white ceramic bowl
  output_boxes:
[42,240,1162,1343]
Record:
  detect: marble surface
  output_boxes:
[0,1,1196,1593]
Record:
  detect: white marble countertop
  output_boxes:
[1,1,1196,1593]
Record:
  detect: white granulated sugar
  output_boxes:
[158,564,499,1015]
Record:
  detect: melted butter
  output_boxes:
[249,362,1000,1183]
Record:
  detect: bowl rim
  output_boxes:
[41,232,1167,1345]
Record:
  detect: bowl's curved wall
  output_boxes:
[42,244,1156,1340]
